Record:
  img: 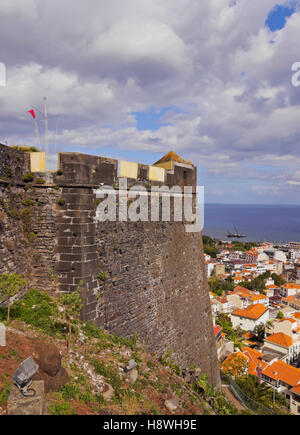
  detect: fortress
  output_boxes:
[0,143,220,386]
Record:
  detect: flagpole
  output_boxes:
[28,109,41,150]
[33,118,41,149]
[54,116,60,154]
[43,97,48,156]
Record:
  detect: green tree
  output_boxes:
[221,354,248,377]
[202,235,215,247]
[276,311,284,320]
[197,374,238,415]
[254,322,265,342]
[59,282,83,350]
[271,273,286,287]
[235,374,289,412]
[236,375,272,406]
[0,273,28,322]
[204,245,217,258]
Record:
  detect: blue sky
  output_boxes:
[265,3,297,30]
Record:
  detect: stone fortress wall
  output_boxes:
[0,144,220,386]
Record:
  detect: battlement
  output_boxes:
[58,152,196,190]
[0,144,197,191]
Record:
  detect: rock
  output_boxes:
[78,332,86,343]
[8,381,45,415]
[127,368,138,384]
[102,383,114,401]
[165,397,179,413]
[44,366,68,392]
[124,359,137,373]
[32,340,61,377]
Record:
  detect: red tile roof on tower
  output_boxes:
[153,151,191,166]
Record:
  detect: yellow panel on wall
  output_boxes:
[119,161,138,179]
[153,161,173,171]
[30,152,45,172]
[149,166,165,182]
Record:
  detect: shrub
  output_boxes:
[0,289,64,336]
[59,284,82,350]
[82,322,105,339]
[60,383,81,401]
[23,173,34,183]
[11,146,40,153]
[35,178,46,184]
[57,198,65,206]
[0,380,11,406]
[90,359,122,391]
[49,402,76,415]
[97,272,108,282]
[56,170,63,176]
[0,273,28,322]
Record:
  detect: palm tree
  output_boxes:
[237,375,273,407]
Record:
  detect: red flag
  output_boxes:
[28,109,36,119]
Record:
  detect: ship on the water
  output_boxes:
[227,227,247,239]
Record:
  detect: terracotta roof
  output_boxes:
[291,385,300,396]
[280,318,296,323]
[248,294,268,301]
[234,286,252,295]
[243,332,255,339]
[215,297,228,304]
[231,303,268,320]
[242,347,266,376]
[153,151,190,166]
[262,360,300,386]
[293,313,300,320]
[214,325,222,337]
[282,283,300,289]
[265,332,293,348]
[266,284,279,289]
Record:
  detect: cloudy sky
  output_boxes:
[1,0,300,204]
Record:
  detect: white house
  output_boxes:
[264,332,300,365]
[231,303,269,332]
[280,283,300,298]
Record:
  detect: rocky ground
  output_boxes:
[0,320,212,415]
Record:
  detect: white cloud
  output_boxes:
[1,0,300,202]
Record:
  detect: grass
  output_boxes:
[0,379,11,406]
[0,289,220,415]
[0,289,66,337]
[89,359,122,392]
[48,402,77,415]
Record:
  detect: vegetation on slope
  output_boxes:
[0,287,240,415]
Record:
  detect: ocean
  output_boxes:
[202,203,300,244]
